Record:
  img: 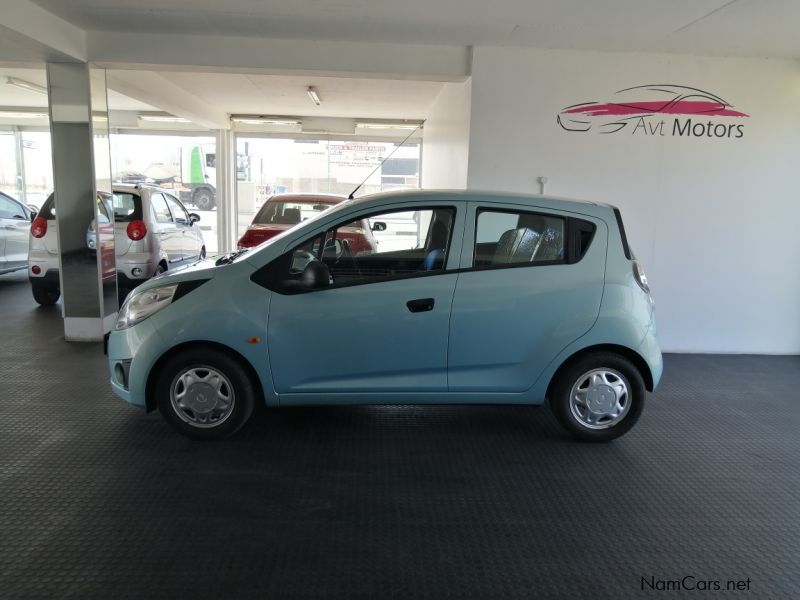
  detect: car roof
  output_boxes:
[341,189,604,215]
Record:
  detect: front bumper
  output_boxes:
[107,318,163,410]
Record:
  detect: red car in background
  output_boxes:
[237,194,379,254]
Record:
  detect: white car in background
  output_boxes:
[0,191,34,275]
[28,184,206,305]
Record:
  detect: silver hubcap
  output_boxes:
[569,368,630,430]
[170,366,235,428]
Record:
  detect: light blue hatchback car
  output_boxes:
[107,190,662,441]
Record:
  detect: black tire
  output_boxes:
[192,188,215,210]
[32,285,60,306]
[156,347,256,440]
[550,352,645,442]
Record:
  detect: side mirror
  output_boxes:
[30,210,37,221]
[371,221,387,232]
[301,260,331,289]
[188,213,201,224]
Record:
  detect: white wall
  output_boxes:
[422,80,472,188]
[467,47,800,353]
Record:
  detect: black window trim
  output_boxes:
[252,204,459,294]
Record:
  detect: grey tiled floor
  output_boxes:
[1,270,798,599]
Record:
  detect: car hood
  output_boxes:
[138,258,219,291]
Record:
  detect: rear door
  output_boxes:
[149,192,181,263]
[0,193,31,270]
[448,202,607,392]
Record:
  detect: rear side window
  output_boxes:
[474,209,566,267]
[110,192,143,222]
[38,192,133,222]
[39,194,56,220]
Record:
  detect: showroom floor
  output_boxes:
[1,270,798,599]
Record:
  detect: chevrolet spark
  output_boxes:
[107,191,662,442]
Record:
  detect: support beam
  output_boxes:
[106,71,229,130]
[90,32,471,82]
[0,0,86,62]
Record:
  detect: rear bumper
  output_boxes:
[29,269,60,288]
[637,326,663,390]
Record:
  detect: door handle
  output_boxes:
[406,298,435,313]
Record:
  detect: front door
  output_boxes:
[264,203,464,400]
[448,202,606,393]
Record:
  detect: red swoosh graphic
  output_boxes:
[563,100,748,118]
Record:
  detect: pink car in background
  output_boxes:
[237,194,380,254]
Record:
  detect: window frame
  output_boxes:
[164,194,189,226]
[252,204,459,295]
[149,192,174,224]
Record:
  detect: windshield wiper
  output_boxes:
[215,248,250,266]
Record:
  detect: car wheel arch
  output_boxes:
[545,343,655,400]
[144,340,265,412]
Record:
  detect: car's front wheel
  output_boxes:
[550,352,645,442]
[155,347,256,439]
[32,285,60,306]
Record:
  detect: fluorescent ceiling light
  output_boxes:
[138,113,191,123]
[231,116,301,126]
[6,77,47,95]
[0,111,48,119]
[356,120,424,131]
[306,86,321,106]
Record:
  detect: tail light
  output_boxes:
[632,260,650,294]
[31,216,47,238]
[238,229,276,248]
[126,220,147,241]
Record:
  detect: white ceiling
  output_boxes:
[29,0,800,59]
[157,72,444,119]
[0,67,156,110]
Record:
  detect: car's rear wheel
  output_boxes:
[156,347,255,439]
[550,352,645,442]
[32,285,60,306]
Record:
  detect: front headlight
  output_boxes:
[115,284,178,330]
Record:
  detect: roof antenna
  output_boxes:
[347,120,424,200]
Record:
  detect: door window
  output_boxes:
[257,206,456,294]
[165,195,189,225]
[150,193,173,223]
[474,209,565,267]
[0,195,25,219]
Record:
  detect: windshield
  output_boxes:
[253,200,335,225]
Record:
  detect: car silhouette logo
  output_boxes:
[557,84,749,134]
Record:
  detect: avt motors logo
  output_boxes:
[557,85,749,138]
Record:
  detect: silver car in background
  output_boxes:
[0,191,34,275]
[28,184,206,305]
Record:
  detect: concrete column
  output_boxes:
[46,62,116,341]
[215,128,236,253]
